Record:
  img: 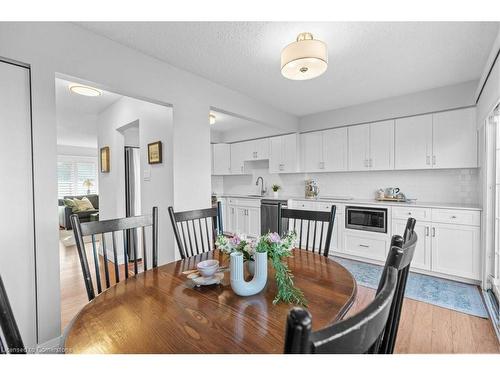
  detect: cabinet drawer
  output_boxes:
[290,200,316,210]
[392,206,431,221]
[314,202,344,214]
[431,209,480,226]
[343,232,388,261]
[227,198,261,208]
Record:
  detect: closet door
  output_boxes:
[0,61,36,347]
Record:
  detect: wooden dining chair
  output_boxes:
[283,250,400,353]
[70,206,158,301]
[278,204,336,257]
[168,202,222,260]
[0,275,25,354]
[377,218,417,354]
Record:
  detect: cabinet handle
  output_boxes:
[408,212,412,216]
[432,155,436,165]
[432,227,436,237]
[451,215,457,219]
[359,244,369,248]
[426,155,430,165]
[425,226,429,236]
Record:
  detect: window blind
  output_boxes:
[57,156,98,198]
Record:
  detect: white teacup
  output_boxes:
[196,259,219,277]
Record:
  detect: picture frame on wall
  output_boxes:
[100,146,110,173]
[148,141,162,164]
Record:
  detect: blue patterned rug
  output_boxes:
[333,256,488,318]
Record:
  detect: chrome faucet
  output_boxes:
[255,176,267,196]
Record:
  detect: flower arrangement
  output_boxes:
[215,231,307,306]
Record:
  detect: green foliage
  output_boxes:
[271,184,281,192]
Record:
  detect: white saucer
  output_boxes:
[192,272,224,287]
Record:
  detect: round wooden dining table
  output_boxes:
[64,249,357,354]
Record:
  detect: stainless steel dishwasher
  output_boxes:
[260,199,288,235]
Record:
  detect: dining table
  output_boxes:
[64,249,357,354]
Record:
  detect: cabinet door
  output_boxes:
[212,143,231,175]
[323,127,348,171]
[230,143,246,174]
[269,136,282,173]
[432,108,477,169]
[370,120,394,170]
[254,138,269,160]
[234,207,247,234]
[395,114,432,170]
[348,124,370,171]
[301,132,323,172]
[226,205,235,233]
[431,223,480,280]
[281,133,299,173]
[247,207,261,238]
[392,219,431,271]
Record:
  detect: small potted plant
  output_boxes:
[271,184,281,198]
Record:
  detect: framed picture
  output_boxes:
[100,146,110,173]
[148,141,162,164]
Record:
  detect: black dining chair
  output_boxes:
[168,202,222,260]
[377,218,417,354]
[278,204,336,257]
[0,275,25,354]
[283,248,400,353]
[70,206,158,301]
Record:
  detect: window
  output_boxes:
[57,155,98,198]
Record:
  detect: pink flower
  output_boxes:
[230,235,241,246]
[268,232,281,243]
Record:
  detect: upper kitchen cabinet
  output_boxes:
[301,128,348,172]
[348,120,394,171]
[395,114,433,170]
[269,133,300,173]
[230,142,248,174]
[243,138,269,161]
[432,107,477,169]
[211,143,231,175]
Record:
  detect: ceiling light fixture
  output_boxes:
[69,84,102,97]
[209,113,216,125]
[281,32,328,80]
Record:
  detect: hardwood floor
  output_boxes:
[60,240,500,353]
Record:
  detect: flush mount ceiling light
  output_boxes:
[281,32,328,80]
[209,113,216,125]
[69,84,102,97]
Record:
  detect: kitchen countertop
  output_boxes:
[216,194,482,211]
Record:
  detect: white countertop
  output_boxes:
[216,194,482,211]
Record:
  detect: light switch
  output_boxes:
[143,166,151,181]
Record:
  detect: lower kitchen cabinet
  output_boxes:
[226,198,261,238]
[431,223,481,280]
[392,219,431,271]
[343,230,389,261]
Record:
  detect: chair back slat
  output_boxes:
[168,205,222,260]
[0,275,25,354]
[279,205,336,257]
[70,207,159,301]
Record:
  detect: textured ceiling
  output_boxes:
[77,22,499,116]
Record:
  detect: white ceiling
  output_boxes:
[77,22,499,116]
[56,78,122,148]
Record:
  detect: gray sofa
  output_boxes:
[58,194,99,230]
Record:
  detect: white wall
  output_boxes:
[98,96,175,264]
[0,22,297,344]
[299,80,477,132]
[56,109,98,148]
[56,144,97,157]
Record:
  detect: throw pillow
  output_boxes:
[73,197,95,213]
[63,198,77,212]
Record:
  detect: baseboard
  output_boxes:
[36,335,64,354]
[483,290,500,343]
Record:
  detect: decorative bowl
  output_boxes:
[197,259,219,277]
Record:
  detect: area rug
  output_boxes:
[332,256,488,318]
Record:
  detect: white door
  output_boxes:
[431,223,481,279]
[370,120,394,170]
[323,128,348,171]
[269,136,282,173]
[392,219,431,271]
[0,61,36,347]
[234,207,247,234]
[348,124,370,171]
[212,143,231,175]
[395,114,433,170]
[432,108,477,169]
[281,133,299,173]
[230,143,246,174]
[247,207,261,238]
[301,132,323,172]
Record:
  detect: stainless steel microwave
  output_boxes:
[345,206,387,233]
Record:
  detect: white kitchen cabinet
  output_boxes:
[432,108,477,169]
[269,133,299,173]
[225,198,261,238]
[395,114,433,170]
[247,207,261,238]
[301,131,323,172]
[211,143,231,175]
[392,219,431,271]
[348,124,370,171]
[343,231,389,261]
[370,120,394,170]
[244,138,269,161]
[431,223,481,280]
[323,127,348,171]
[230,142,247,174]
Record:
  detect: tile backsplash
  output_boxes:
[212,160,480,205]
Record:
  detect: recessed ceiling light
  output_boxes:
[69,84,102,97]
[209,113,216,125]
[281,32,328,80]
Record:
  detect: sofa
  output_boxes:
[58,194,99,230]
